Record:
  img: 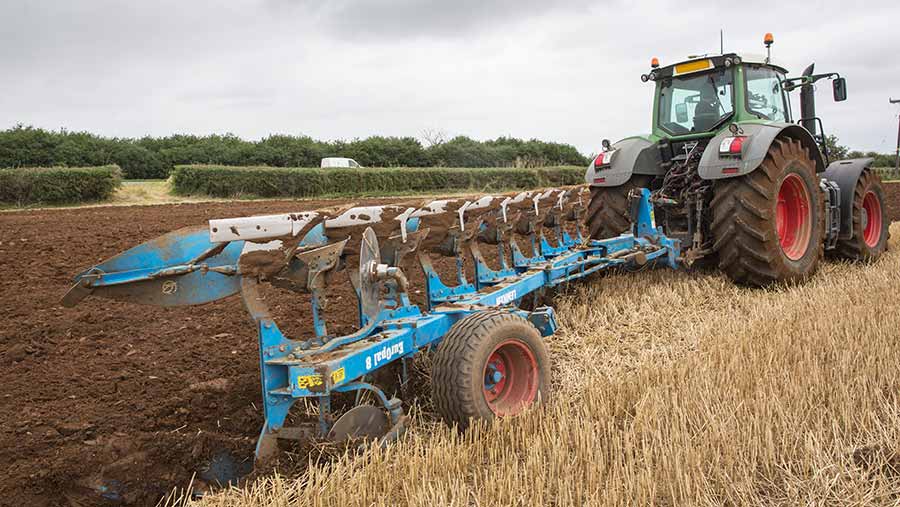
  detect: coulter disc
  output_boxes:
[358,227,383,324]
[327,405,389,442]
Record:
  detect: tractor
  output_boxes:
[585,33,889,285]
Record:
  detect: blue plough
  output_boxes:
[63,187,680,460]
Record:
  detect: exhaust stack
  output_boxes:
[800,63,817,137]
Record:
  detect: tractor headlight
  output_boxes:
[641,74,649,83]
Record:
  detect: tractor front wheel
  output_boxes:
[711,138,825,286]
[431,311,551,429]
[833,170,890,261]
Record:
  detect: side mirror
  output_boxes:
[601,139,611,151]
[833,77,847,102]
[675,103,689,123]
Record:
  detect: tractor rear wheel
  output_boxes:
[711,138,825,286]
[585,175,653,239]
[431,311,550,429]
[833,170,890,261]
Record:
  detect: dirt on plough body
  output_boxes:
[2,185,900,506]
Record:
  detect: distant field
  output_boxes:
[113,179,209,205]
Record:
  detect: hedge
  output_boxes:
[171,165,585,198]
[0,126,590,179]
[873,167,900,181]
[0,165,122,205]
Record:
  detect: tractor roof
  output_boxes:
[647,52,788,81]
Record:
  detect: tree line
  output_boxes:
[824,135,898,168]
[0,125,589,179]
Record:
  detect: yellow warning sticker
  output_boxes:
[331,368,346,384]
[296,374,324,390]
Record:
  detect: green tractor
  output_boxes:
[585,33,889,286]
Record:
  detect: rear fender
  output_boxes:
[585,136,662,187]
[823,157,874,239]
[698,123,826,180]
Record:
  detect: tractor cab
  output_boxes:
[644,53,791,141]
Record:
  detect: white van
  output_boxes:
[320,157,363,168]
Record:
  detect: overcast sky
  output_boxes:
[2,0,899,155]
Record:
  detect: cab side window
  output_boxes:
[745,66,790,122]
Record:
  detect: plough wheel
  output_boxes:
[432,311,550,429]
[833,170,889,261]
[585,175,653,239]
[711,138,825,286]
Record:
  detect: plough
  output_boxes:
[63,186,680,460]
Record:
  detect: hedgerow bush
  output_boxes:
[0,165,122,205]
[0,126,166,179]
[171,165,584,198]
[0,125,590,179]
[873,167,900,181]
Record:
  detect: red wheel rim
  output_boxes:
[776,173,812,261]
[483,339,538,416]
[862,191,883,248]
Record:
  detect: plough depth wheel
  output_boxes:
[431,311,551,428]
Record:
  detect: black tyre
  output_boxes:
[431,311,551,429]
[585,175,653,239]
[833,170,890,261]
[711,138,825,286]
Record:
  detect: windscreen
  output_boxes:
[657,68,734,135]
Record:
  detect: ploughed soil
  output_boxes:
[0,196,475,507]
[1,184,899,506]
[884,181,900,226]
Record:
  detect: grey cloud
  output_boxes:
[271,0,594,41]
[0,0,898,154]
